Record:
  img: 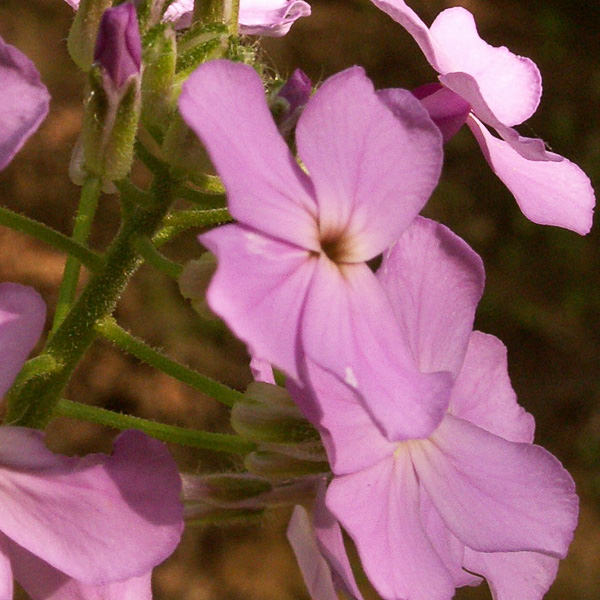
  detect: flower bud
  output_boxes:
[178,254,218,319]
[244,451,329,480]
[271,69,312,139]
[67,0,112,71]
[141,24,177,132]
[94,3,142,93]
[81,3,142,182]
[231,382,321,445]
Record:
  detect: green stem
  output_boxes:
[153,208,231,247]
[56,399,255,454]
[174,185,226,207]
[134,236,183,278]
[97,317,243,407]
[0,206,103,272]
[51,178,102,333]
[5,173,175,428]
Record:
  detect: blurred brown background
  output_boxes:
[0,0,598,598]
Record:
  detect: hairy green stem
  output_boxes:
[56,399,255,454]
[0,206,103,271]
[153,208,231,247]
[97,317,243,407]
[52,177,102,333]
[134,236,183,278]
[5,174,175,428]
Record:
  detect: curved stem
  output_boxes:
[153,208,231,247]
[5,173,175,428]
[56,399,255,454]
[52,177,102,333]
[134,236,183,278]
[97,317,243,407]
[0,205,103,272]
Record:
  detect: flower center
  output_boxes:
[319,233,350,263]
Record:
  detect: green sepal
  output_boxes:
[67,0,113,72]
[82,67,141,182]
[175,22,229,77]
[231,382,321,445]
[244,451,330,479]
[142,24,177,132]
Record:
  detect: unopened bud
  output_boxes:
[232,382,320,445]
[67,0,112,71]
[271,69,312,139]
[141,24,177,131]
[244,451,329,480]
[81,3,142,182]
[178,254,217,319]
[94,3,142,93]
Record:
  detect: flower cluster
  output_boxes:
[0,0,595,598]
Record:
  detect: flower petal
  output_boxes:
[200,224,316,381]
[408,83,470,142]
[0,428,183,584]
[313,482,364,599]
[287,505,339,600]
[288,361,396,475]
[463,548,559,600]
[296,68,442,261]
[7,538,152,600]
[179,59,318,250]
[418,487,482,589]
[377,217,484,378]
[467,115,595,234]
[239,0,311,37]
[0,283,46,399]
[0,36,50,170]
[302,256,452,441]
[327,455,455,600]
[371,3,541,126]
[411,415,578,556]
[162,0,193,28]
[429,7,541,126]
[0,538,13,600]
[449,331,535,443]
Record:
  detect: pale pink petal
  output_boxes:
[408,83,470,142]
[162,0,193,28]
[0,283,46,398]
[296,69,442,261]
[0,429,183,584]
[418,488,482,589]
[377,217,484,377]
[467,115,594,234]
[179,60,318,250]
[200,224,317,381]
[288,361,396,475]
[287,505,339,600]
[63,0,79,8]
[7,538,152,600]
[313,481,364,599]
[429,7,541,126]
[249,357,275,384]
[239,0,311,37]
[0,539,13,600]
[327,455,455,600]
[371,3,541,126]
[0,36,50,170]
[302,256,452,441]
[449,331,534,443]
[369,1,439,69]
[463,548,559,600]
[411,415,578,556]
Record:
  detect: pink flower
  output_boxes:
[0,36,50,170]
[179,59,451,442]
[287,481,363,600]
[372,1,595,234]
[163,0,311,35]
[291,218,578,600]
[0,283,184,599]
